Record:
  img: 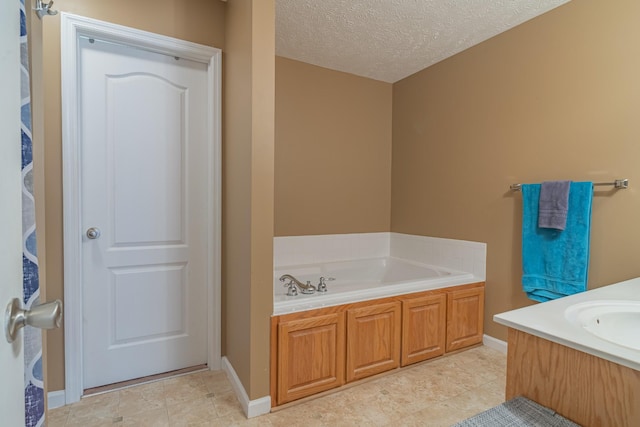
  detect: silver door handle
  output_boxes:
[5,298,62,343]
[86,227,101,239]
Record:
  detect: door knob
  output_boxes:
[5,298,62,343]
[86,227,101,239]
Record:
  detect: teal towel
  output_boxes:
[521,182,593,302]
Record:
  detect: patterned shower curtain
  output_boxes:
[20,0,45,426]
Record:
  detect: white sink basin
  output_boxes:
[564,300,640,351]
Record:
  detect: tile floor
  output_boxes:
[47,346,506,427]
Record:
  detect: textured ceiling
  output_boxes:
[276,0,570,83]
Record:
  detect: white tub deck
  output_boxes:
[273,256,479,315]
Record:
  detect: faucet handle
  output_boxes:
[283,280,298,296]
[317,277,335,292]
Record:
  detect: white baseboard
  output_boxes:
[221,356,271,418]
[47,390,66,410]
[483,334,508,354]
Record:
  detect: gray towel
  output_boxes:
[538,181,571,230]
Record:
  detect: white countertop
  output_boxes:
[494,277,640,371]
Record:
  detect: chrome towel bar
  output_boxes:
[510,179,628,192]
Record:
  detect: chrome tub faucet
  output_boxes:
[280,274,316,295]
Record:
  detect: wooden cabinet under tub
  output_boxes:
[346,301,401,382]
[270,282,485,407]
[445,286,485,352]
[401,293,447,366]
[273,311,345,405]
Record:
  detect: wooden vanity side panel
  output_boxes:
[277,312,345,405]
[346,301,401,382]
[401,293,447,366]
[506,329,640,427]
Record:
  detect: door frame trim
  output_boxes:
[61,12,222,404]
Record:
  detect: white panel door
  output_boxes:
[79,36,209,389]
[0,0,27,423]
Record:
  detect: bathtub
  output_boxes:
[273,256,477,314]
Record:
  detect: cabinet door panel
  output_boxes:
[446,287,484,352]
[346,302,401,382]
[402,293,446,366]
[277,312,345,404]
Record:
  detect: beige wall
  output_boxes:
[41,0,226,392]
[391,0,640,340]
[275,57,393,236]
[224,0,274,399]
